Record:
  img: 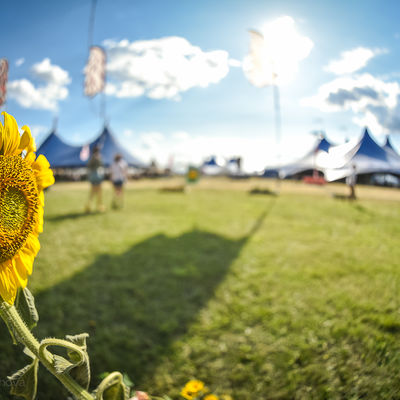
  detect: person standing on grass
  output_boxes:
[85,146,105,212]
[111,153,128,209]
[346,164,357,200]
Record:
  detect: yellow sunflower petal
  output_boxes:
[36,171,55,191]
[1,112,20,156]
[19,125,36,154]
[38,191,45,207]
[12,257,29,288]
[34,192,45,233]
[24,151,36,166]
[33,154,55,190]
[10,233,39,279]
[0,261,18,304]
[23,234,41,261]
[0,119,3,153]
[33,154,50,170]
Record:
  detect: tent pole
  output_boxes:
[87,0,97,49]
[100,91,107,126]
[52,115,58,133]
[273,83,282,189]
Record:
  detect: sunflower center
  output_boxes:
[2,187,28,230]
[0,156,39,263]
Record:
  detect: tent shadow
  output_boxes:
[248,187,278,196]
[46,211,102,222]
[0,213,267,398]
[332,193,353,201]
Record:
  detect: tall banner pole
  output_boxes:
[273,82,281,186]
[245,30,282,192]
[84,0,107,126]
[88,0,97,50]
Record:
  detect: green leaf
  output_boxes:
[15,288,39,331]
[94,372,129,400]
[65,333,89,349]
[102,382,128,400]
[39,335,91,390]
[65,333,91,390]
[8,358,38,400]
[122,373,133,389]
[53,355,75,374]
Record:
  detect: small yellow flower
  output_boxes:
[180,388,194,400]
[204,395,219,400]
[0,112,54,304]
[180,379,206,399]
[184,380,205,394]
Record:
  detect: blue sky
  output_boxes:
[2,0,400,172]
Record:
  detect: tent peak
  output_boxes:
[362,127,371,137]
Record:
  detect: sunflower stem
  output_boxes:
[0,301,94,400]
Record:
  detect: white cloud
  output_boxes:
[228,58,242,68]
[243,16,314,86]
[31,58,71,86]
[15,58,25,67]
[103,36,232,100]
[324,47,387,75]
[105,81,145,98]
[301,74,400,134]
[7,58,71,110]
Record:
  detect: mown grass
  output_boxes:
[1,180,400,399]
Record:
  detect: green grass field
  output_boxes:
[1,179,400,400]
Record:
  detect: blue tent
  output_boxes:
[263,136,333,178]
[37,126,144,168]
[37,131,84,168]
[201,156,225,175]
[88,126,144,167]
[323,128,400,181]
[383,136,400,156]
[202,156,219,167]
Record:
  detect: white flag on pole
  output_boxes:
[84,46,106,97]
[243,30,276,88]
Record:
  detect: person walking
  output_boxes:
[346,164,357,200]
[85,146,105,212]
[110,153,128,209]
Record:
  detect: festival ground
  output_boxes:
[0,178,399,399]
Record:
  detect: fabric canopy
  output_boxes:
[322,128,400,182]
[37,125,144,168]
[37,131,83,168]
[87,126,144,167]
[201,156,225,175]
[263,137,333,178]
[383,136,400,159]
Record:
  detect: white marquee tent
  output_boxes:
[322,129,400,182]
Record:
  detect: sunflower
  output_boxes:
[0,112,54,304]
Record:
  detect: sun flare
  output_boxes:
[245,16,314,87]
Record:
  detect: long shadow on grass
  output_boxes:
[0,213,266,399]
[46,211,101,222]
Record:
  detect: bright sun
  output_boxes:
[245,16,314,87]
